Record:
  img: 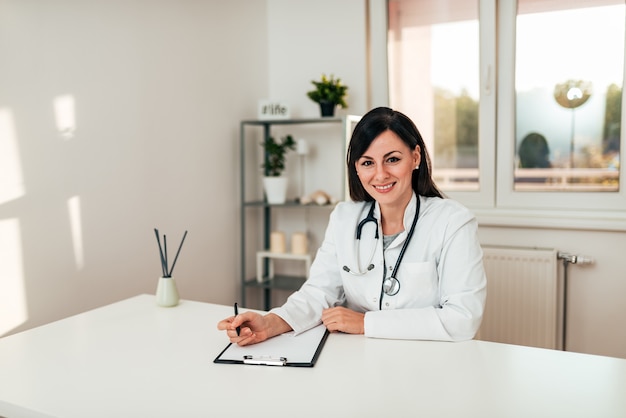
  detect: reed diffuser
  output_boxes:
[154,228,188,307]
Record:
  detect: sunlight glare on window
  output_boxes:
[0,108,25,205]
[0,218,28,336]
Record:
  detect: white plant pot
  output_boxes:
[156,276,179,307]
[263,176,288,204]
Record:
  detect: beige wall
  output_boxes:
[0,0,269,335]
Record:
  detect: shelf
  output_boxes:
[243,276,307,291]
[241,117,343,126]
[243,200,337,208]
[256,251,312,261]
[240,116,357,310]
[256,251,312,285]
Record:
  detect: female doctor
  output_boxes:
[218,107,486,345]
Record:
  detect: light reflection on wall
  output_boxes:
[0,108,25,204]
[67,196,84,270]
[53,94,76,140]
[0,218,27,336]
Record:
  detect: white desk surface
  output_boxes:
[1,294,625,418]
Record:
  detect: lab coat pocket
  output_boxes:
[396,261,438,307]
[340,267,382,309]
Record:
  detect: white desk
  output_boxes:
[1,295,625,418]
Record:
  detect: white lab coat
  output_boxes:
[271,193,487,341]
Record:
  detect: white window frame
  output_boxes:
[445,0,496,210]
[496,0,626,213]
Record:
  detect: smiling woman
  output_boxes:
[354,130,420,222]
[218,107,486,346]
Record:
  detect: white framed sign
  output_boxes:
[258,100,290,120]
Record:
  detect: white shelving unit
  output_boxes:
[239,116,360,310]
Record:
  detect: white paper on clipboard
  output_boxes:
[214,323,329,367]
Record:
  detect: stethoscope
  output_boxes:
[342,198,420,296]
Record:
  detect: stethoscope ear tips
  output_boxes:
[342,266,351,273]
[366,264,375,271]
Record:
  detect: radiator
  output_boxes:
[476,246,562,350]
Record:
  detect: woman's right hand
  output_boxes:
[217,312,292,346]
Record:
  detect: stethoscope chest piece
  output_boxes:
[382,276,400,296]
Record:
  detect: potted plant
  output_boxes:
[261,134,296,204]
[306,73,348,117]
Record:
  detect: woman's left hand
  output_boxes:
[321,307,365,334]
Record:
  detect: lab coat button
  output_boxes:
[385,302,389,307]
[372,297,377,303]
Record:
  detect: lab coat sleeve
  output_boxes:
[364,204,486,341]
[270,207,345,334]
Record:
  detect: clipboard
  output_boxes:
[213,323,329,367]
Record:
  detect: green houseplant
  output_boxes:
[261,134,296,176]
[307,74,348,117]
[261,134,296,204]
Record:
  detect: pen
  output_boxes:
[234,302,241,336]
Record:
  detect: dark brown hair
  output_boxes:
[346,107,443,202]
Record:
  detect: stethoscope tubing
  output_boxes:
[343,198,421,297]
[342,202,378,275]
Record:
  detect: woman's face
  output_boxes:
[355,130,420,209]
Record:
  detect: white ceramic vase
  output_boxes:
[156,276,179,307]
[263,176,288,204]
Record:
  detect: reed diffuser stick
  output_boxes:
[154,228,188,278]
[164,235,168,276]
[168,230,188,277]
[154,228,167,277]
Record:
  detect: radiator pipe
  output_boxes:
[557,252,595,351]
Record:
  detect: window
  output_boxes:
[514,1,623,192]
[386,0,626,215]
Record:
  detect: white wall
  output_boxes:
[267,0,369,118]
[0,0,269,336]
[478,224,626,359]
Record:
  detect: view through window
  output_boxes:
[514,0,624,192]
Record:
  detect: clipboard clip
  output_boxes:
[243,355,287,366]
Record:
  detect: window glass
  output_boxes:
[514,1,624,192]
[388,0,480,191]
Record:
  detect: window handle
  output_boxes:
[483,65,492,96]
